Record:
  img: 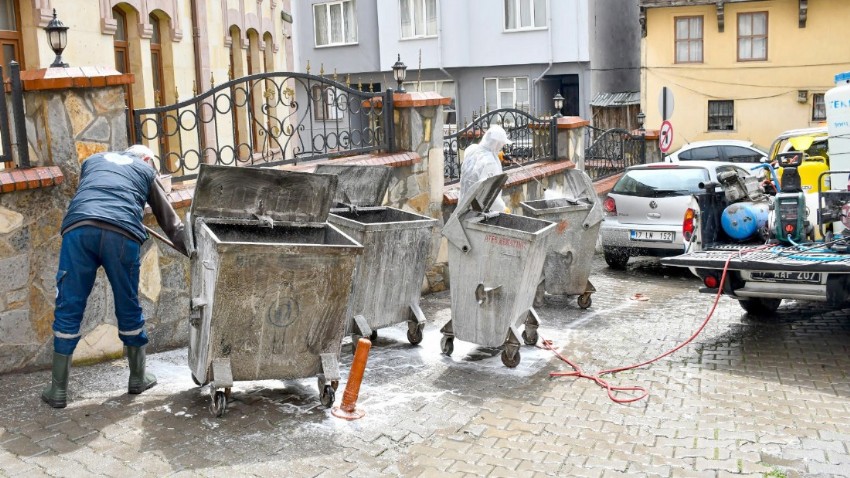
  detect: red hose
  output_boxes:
[543,244,771,404]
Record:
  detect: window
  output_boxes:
[721,146,764,163]
[113,8,134,141]
[708,100,734,131]
[484,77,529,111]
[812,93,826,121]
[504,0,546,31]
[678,146,719,161]
[312,85,343,121]
[0,0,23,75]
[314,1,357,47]
[738,12,767,61]
[400,0,436,39]
[675,16,703,63]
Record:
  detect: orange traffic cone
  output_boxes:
[332,338,371,420]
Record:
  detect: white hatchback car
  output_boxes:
[600,161,753,269]
[665,140,767,171]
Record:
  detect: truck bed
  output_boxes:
[662,244,850,273]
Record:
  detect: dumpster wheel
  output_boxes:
[407,322,424,345]
[320,385,335,408]
[522,328,538,346]
[210,390,227,417]
[577,293,592,309]
[440,336,454,356]
[501,347,521,368]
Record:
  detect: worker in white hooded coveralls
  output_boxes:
[459,125,512,212]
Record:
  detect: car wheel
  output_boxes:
[738,298,782,316]
[603,247,629,269]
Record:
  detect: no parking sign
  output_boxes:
[659,120,674,153]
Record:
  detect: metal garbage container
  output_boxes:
[186,165,363,416]
[441,173,556,367]
[315,164,438,349]
[520,169,603,309]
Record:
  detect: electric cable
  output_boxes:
[541,244,772,404]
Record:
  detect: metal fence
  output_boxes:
[583,126,646,181]
[133,72,391,183]
[443,108,557,185]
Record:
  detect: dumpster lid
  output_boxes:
[454,173,508,216]
[190,164,337,224]
[314,164,392,207]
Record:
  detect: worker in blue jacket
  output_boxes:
[42,145,188,408]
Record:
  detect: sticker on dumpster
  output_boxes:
[485,234,526,250]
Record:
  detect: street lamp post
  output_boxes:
[552,93,564,118]
[392,54,407,93]
[45,9,69,68]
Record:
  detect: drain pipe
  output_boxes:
[437,2,458,122]
[531,0,554,113]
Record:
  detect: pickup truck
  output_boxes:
[660,172,850,315]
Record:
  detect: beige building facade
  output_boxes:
[2,0,294,149]
[640,0,850,150]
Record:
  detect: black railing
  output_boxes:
[583,126,646,181]
[443,108,557,185]
[133,72,390,183]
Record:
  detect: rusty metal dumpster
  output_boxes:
[441,173,556,367]
[315,164,438,349]
[186,165,363,416]
[520,169,603,309]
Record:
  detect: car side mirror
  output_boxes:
[760,157,768,163]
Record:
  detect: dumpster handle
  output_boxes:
[475,283,502,305]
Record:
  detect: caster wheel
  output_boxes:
[369,330,378,342]
[440,336,454,356]
[522,328,538,346]
[210,391,227,417]
[191,373,202,386]
[320,385,335,408]
[501,348,521,368]
[577,293,592,309]
[407,323,424,345]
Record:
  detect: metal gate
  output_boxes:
[443,109,557,184]
[583,126,646,181]
[133,72,392,183]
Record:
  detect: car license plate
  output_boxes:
[749,271,821,284]
[629,230,674,242]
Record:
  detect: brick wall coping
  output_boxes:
[442,160,577,205]
[363,91,451,108]
[0,166,64,193]
[556,116,590,129]
[160,151,421,211]
[593,173,623,196]
[19,67,134,91]
[640,129,660,140]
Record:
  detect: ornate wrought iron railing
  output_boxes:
[443,108,557,185]
[133,72,391,183]
[583,127,646,181]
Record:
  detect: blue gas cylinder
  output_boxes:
[721,202,769,241]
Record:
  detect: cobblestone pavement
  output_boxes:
[1,256,849,477]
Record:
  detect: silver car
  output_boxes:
[600,161,753,269]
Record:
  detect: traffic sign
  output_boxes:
[659,120,674,153]
[658,87,674,120]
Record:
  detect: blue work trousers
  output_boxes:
[53,225,148,355]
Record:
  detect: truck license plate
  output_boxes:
[749,271,821,284]
[630,230,674,242]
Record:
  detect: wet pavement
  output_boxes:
[1,255,850,477]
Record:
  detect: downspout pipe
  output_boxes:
[437,1,457,123]
[531,0,554,113]
[189,0,207,151]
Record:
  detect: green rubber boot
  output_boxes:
[127,346,157,394]
[41,352,71,408]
